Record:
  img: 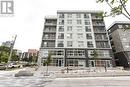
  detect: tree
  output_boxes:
[0,46,10,63]
[28,56,33,63]
[43,52,52,75]
[0,46,20,63]
[90,50,98,67]
[96,0,130,20]
[11,51,20,61]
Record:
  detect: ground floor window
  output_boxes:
[89,60,112,67]
[66,59,85,67]
[43,58,64,67]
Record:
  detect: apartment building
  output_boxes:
[108,21,130,68]
[38,10,113,67]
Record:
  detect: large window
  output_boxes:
[59,20,64,25]
[84,14,89,18]
[95,34,108,40]
[77,26,82,31]
[67,14,72,18]
[88,50,111,58]
[58,33,64,39]
[59,14,64,18]
[118,25,123,29]
[86,33,92,39]
[67,33,73,39]
[50,50,64,56]
[66,49,85,57]
[77,33,83,38]
[77,20,82,24]
[87,41,93,47]
[85,26,91,32]
[89,60,111,67]
[67,26,72,31]
[96,42,110,48]
[67,41,73,47]
[57,41,64,47]
[58,26,64,32]
[85,20,90,25]
[67,20,72,24]
[76,14,81,18]
[78,41,84,47]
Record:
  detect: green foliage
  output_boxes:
[0,46,20,63]
[44,52,52,66]
[0,46,10,63]
[28,56,33,63]
[11,51,19,61]
[96,0,130,20]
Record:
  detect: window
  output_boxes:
[67,14,72,18]
[77,20,82,24]
[84,14,89,18]
[43,42,47,47]
[76,14,81,18]
[78,41,84,47]
[77,26,82,31]
[58,41,64,47]
[59,14,64,18]
[85,20,90,25]
[58,33,64,39]
[95,34,108,40]
[67,33,72,39]
[67,41,73,47]
[77,33,83,38]
[87,41,93,47]
[67,26,72,31]
[67,49,85,57]
[59,26,64,32]
[86,33,92,39]
[85,26,91,32]
[67,20,72,24]
[118,25,123,29]
[59,20,64,25]
[96,42,110,48]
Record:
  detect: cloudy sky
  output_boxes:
[0,0,129,52]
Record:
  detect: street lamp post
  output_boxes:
[6,35,17,69]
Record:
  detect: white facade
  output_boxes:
[38,10,113,67]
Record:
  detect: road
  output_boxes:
[45,77,130,87]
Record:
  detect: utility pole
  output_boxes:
[7,35,17,68]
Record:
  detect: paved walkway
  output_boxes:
[45,77,130,87]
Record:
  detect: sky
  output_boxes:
[0,0,129,52]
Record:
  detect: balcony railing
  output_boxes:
[43,37,56,40]
[45,22,57,26]
[94,30,106,33]
[93,23,105,26]
[95,38,108,41]
[43,45,55,47]
[44,29,56,32]
[91,16,102,20]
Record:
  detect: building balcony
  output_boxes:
[44,29,56,33]
[43,37,56,40]
[91,16,102,20]
[95,39,108,41]
[42,45,55,48]
[93,23,105,26]
[42,43,55,48]
[45,23,57,26]
[94,30,106,33]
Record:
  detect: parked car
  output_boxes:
[0,64,6,70]
[7,63,20,68]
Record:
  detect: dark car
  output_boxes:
[0,64,6,70]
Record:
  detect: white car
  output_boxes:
[7,63,20,68]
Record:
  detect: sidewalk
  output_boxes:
[55,71,130,78]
